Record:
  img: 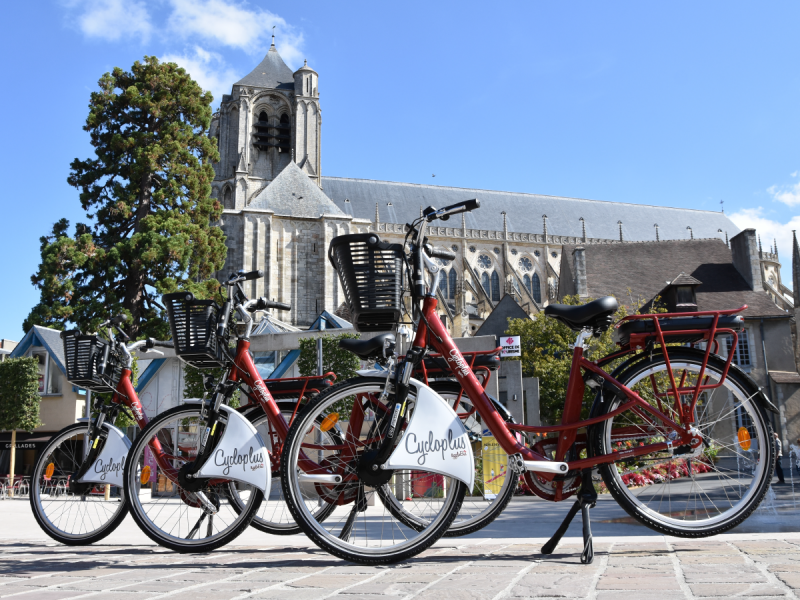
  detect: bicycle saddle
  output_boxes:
[339,333,396,361]
[544,296,619,332]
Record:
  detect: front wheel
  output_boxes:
[281,377,466,565]
[30,423,128,545]
[591,349,774,537]
[123,404,263,553]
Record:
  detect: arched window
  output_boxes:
[438,270,448,298]
[523,274,531,296]
[491,271,500,302]
[532,273,542,304]
[223,187,232,209]
[449,269,457,300]
[481,272,490,296]
[254,111,271,151]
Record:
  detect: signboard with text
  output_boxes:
[500,336,521,357]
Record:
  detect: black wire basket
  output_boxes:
[61,331,122,393]
[328,233,405,332]
[163,292,226,368]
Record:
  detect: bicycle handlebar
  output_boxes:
[424,244,456,262]
[146,338,174,349]
[227,269,263,285]
[246,297,292,313]
[423,198,480,222]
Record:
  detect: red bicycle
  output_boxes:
[30,317,171,545]
[281,198,776,564]
[123,271,349,552]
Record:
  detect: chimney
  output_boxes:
[730,229,762,291]
[572,247,588,298]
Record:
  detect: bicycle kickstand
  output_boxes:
[541,469,597,564]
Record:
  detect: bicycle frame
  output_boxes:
[414,295,739,488]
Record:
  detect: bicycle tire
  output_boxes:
[124,404,264,553]
[590,348,774,537]
[30,423,128,545]
[281,376,466,565]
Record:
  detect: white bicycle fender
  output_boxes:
[196,405,270,493]
[78,423,131,487]
[384,378,475,492]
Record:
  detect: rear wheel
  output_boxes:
[124,404,263,553]
[591,349,774,537]
[281,377,466,564]
[30,423,128,545]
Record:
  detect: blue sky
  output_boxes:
[1,1,799,341]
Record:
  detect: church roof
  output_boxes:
[474,295,531,339]
[235,44,295,90]
[558,239,787,318]
[320,177,739,243]
[250,162,346,217]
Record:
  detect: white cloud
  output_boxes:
[64,0,152,42]
[768,171,800,207]
[166,0,305,67]
[729,206,800,289]
[162,47,240,103]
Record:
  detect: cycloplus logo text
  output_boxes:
[93,456,125,481]
[446,349,471,377]
[252,381,271,404]
[214,445,265,476]
[404,428,466,466]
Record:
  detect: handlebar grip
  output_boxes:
[246,297,292,312]
[146,338,174,349]
[240,269,264,281]
[425,198,480,222]
[425,244,457,261]
[267,301,292,311]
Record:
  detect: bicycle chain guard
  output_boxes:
[382,378,475,492]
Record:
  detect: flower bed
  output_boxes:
[618,458,712,488]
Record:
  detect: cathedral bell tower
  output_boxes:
[209,37,322,211]
[293,60,321,187]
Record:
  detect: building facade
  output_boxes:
[212,42,793,336]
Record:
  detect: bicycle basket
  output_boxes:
[61,331,122,393]
[328,233,404,332]
[163,292,225,368]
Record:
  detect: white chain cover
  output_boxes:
[78,423,131,487]
[196,405,270,493]
[385,378,475,492]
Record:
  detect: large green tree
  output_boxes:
[25,56,225,338]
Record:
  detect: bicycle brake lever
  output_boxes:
[143,349,164,356]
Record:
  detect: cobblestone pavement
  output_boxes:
[3,536,800,600]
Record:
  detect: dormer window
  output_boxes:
[661,272,701,313]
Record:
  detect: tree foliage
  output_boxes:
[505,295,630,425]
[183,364,239,409]
[25,56,225,338]
[0,358,43,431]
[298,333,361,380]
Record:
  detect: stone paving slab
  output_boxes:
[2,537,800,599]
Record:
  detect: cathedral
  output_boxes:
[210,40,791,334]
